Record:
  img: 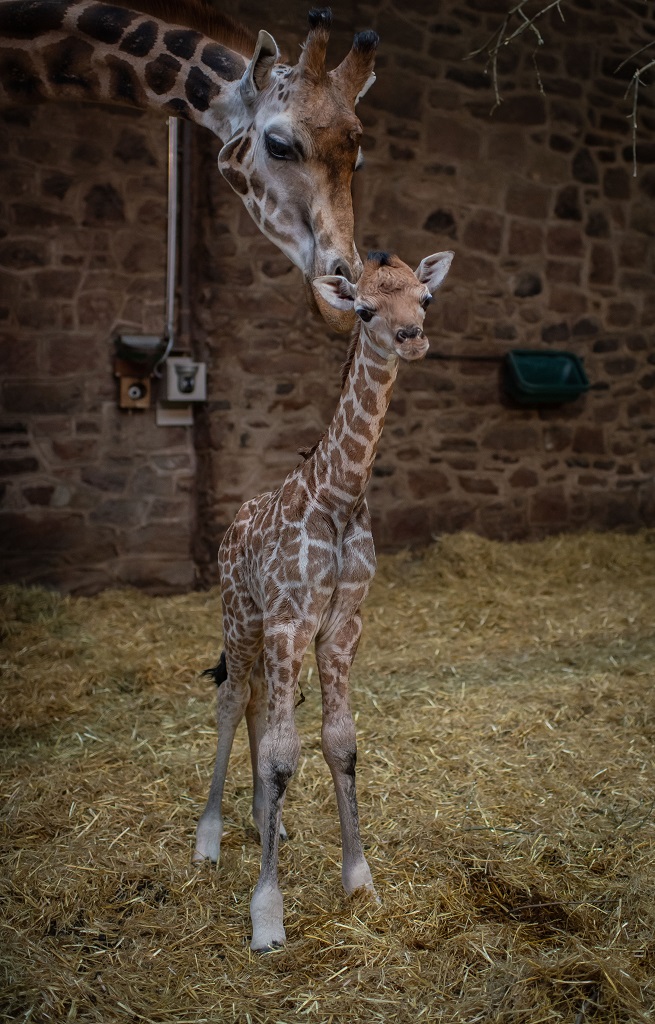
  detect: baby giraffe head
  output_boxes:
[313,250,454,360]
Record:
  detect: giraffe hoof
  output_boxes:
[251,940,285,954]
[191,850,217,866]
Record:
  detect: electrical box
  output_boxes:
[118,375,151,409]
[163,357,207,402]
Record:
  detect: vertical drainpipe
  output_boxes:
[154,116,179,373]
[179,120,193,355]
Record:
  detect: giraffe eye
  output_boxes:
[265,133,295,161]
[356,308,374,323]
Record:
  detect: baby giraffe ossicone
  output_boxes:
[194,248,454,951]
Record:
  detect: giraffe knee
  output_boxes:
[259,723,300,800]
[322,716,357,776]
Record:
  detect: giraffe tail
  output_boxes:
[201,651,227,687]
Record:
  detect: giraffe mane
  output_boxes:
[109,0,258,56]
[299,321,362,462]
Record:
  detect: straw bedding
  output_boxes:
[1,531,654,1023]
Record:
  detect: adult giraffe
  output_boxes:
[0,0,378,326]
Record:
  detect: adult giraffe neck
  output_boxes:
[0,0,379,305]
[0,0,245,134]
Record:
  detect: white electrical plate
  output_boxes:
[156,402,193,427]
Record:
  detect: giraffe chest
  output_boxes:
[225,493,375,627]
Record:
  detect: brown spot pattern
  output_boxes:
[144,52,180,94]
[44,36,96,93]
[221,166,248,195]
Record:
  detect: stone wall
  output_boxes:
[1,0,654,593]
[0,103,196,593]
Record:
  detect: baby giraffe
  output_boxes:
[194,248,454,951]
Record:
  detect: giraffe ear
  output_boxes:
[240,30,280,104]
[415,251,454,293]
[312,275,357,311]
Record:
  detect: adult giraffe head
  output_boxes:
[216,8,378,329]
[0,1,378,330]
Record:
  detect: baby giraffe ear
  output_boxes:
[415,251,454,293]
[312,275,357,311]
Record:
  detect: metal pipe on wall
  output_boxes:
[179,120,193,354]
[154,116,179,374]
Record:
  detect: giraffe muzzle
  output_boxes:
[394,329,429,362]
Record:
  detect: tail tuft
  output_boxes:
[201,651,227,687]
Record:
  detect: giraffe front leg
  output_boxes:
[249,634,305,952]
[316,618,377,901]
[246,654,288,843]
[250,714,300,951]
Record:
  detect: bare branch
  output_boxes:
[466,0,565,112]
[466,1,654,171]
[624,53,655,177]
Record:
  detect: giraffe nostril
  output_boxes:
[396,326,421,343]
[330,258,352,281]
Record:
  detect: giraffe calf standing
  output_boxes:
[194,249,454,951]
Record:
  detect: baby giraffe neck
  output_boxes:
[310,324,399,520]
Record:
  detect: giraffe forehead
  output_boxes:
[357,260,422,305]
[281,75,362,143]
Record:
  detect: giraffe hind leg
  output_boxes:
[193,650,252,865]
[316,617,377,900]
[249,633,307,951]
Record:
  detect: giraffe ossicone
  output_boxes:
[0,1,378,328]
[193,247,454,952]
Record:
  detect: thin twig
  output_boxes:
[467,0,653,166]
[624,55,655,177]
[467,0,565,111]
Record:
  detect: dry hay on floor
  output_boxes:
[1,530,654,1024]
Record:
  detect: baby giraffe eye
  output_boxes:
[265,133,295,161]
[356,308,374,323]
[421,294,433,310]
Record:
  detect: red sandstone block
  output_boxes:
[426,115,481,161]
[508,220,544,255]
[482,424,539,451]
[572,426,606,455]
[530,488,568,524]
[509,467,538,488]
[505,179,550,218]
[589,243,615,286]
[546,259,581,285]
[458,475,498,494]
[52,439,98,462]
[550,287,588,317]
[407,468,450,499]
[607,302,636,327]
[462,209,504,254]
[0,334,38,375]
[546,225,584,257]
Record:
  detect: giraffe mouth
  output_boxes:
[395,335,430,361]
[306,281,356,334]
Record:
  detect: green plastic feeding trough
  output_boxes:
[504,349,590,405]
